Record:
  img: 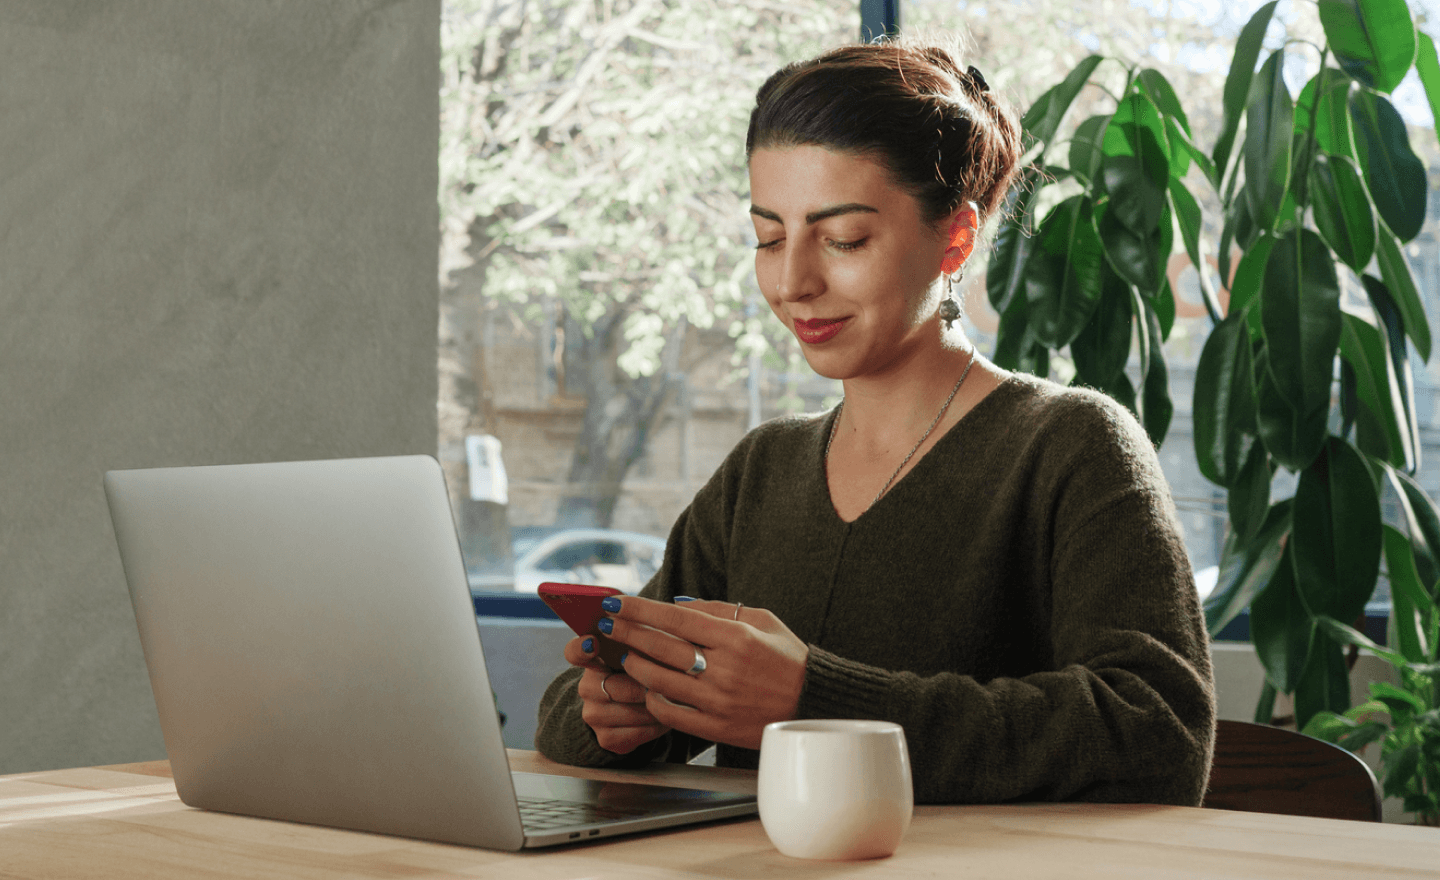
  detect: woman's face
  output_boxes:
[748,145,949,382]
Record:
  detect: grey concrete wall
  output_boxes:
[0,0,440,774]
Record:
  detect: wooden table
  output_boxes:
[1,751,1435,879]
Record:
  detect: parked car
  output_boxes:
[468,527,666,595]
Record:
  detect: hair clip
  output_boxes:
[965,66,990,94]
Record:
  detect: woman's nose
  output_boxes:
[776,245,822,302]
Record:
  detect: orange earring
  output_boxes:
[942,223,974,276]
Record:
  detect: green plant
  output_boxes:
[1303,525,1440,824]
[992,0,1440,734]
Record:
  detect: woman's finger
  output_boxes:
[591,724,671,756]
[579,668,647,704]
[576,666,672,755]
[562,634,613,670]
[616,648,707,708]
[672,596,749,624]
[600,595,733,649]
[600,614,711,675]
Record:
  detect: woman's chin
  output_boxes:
[796,349,852,381]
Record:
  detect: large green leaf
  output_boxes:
[1315,614,1408,667]
[1291,436,1383,625]
[1375,228,1431,361]
[1228,231,1276,339]
[1219,213,1237,297]
[987,184,1040,316]
[1254,345,1329,470]
[1068,115,1110,186]
[1294,629,1351,732]
[1297,68,1356,160]
[1261,229,1342,415]
[1362,276,1420,472]
[1318,0,1417,94]
[1417,33,1440,128]
[1102,95,1171,234]
[1383,525,1432,665]
[1166,117,1218,186]
[995,279,1051,378]
[1304,711,1389,752]
[1233,184,1262,252]
[1252,545,1315,692]
[1385,744,1424,801]
[1023,54,1105,146]
[1339,358,1362,440]
[1150,277,1177,342]
[1137,68,1191,135]
[1102,152,1169,235]
[1070,263,1133,391]
[1215,1,1280,179]
[994,276,1032,370]
[1229,443,1273,545]
[1244,49,1294,233]
[1136,293,1173,446]
[1205,497,1292,635]
[1339,307,1413,470]
[1309,153,1376,273]
[1350,89,1428,242]
[1098,203,1168,294]
[1169,180,1222,321]
[1194,312,1259,486]
[1384,465,1440,593]
[1164,117,1191,180]
[1024,196,1104,349]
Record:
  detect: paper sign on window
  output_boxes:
[465,434,509,505]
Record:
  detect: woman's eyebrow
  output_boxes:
[749,203,880,225]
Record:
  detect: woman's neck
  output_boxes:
[834,336,983,454]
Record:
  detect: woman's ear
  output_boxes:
[941,202,981,276]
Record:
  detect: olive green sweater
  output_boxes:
[536,374,1216,805]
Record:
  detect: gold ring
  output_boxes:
[599,673,615,702]
[733,602,743,621]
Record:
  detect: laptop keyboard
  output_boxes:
[517,796,650,830]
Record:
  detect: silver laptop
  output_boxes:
[104,455,756,849]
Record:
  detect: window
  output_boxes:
[439,1,858,597]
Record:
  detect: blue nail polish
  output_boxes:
[597,617,614,635]
[581,637,594,653]
[600,596,621,613]
[672,596,697,603]
[620,652,629,665]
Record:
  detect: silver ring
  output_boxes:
[685,646,707,676]
[732,602,743,621]
[599,673,615,702]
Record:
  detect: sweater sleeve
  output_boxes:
[532,433,746,767]
[794,393,1215,806]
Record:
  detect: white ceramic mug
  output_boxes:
[757,719,914,860]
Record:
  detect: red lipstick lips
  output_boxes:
[793,317,847,345]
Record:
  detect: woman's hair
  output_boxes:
[745,37,1022,230]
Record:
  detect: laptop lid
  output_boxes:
[104,455,754,850]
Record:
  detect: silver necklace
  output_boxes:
[826,347,977,511]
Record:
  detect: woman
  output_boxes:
[535,37,1215,806]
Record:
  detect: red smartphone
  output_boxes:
[537,582,626,670]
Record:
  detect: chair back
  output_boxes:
[1202,719,1382,822]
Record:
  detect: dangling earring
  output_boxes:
[940,268,964,328]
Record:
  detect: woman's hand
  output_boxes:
[598,596,809,750]
[562,635,671,755]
